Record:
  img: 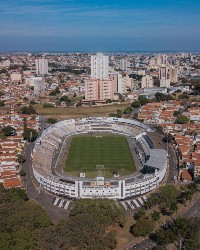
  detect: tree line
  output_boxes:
[0,185,126,250]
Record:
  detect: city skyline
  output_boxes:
[0,0,200,51]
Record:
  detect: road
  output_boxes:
[22,130,69,222]
[167,145,178,184]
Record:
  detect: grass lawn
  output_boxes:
[35,103,130,120]
[64,134,136,178]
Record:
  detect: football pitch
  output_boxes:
[64,134,136,178]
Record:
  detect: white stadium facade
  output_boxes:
[32,117,167,200]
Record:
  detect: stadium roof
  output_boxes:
[144,149,167,171]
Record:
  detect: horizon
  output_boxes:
[0,0,200,51]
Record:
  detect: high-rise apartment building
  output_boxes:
[169,66,178,83]
[85,78,114,101]
[35,57,48,75]
[28,77,45,96]
[85,53,115,102]
[156,54,168,66]
[159,65,168,79]
[141,75,154,88]
[120,59,128,71]
[159,65,170,88]
[91,53,109,79]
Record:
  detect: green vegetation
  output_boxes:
[43,103,55,108]
[49,86,60,96]
[0,186,126,250]
[35,103,130,119]
[30,100,37,105]
[109,109,123,118]
[0,100,5,106]
[129,183,200,249]
[1,126,16,136]
[153,217,200,250]
[178,92,189,99]
[176,114,190,124]
[20,105,37,115]
[47,117,58,124]
[0,185,51,250]
[155,125,164,134]
[131,217,155,237]
[131,101,141,108]
[64,134,136,177]
[17,154,26,164]
[173,110,181,117]
[138,95,148,105]
[22,128,38,141]
[124,106,132,114]
[155,92,173,102]
[66,199,126,249]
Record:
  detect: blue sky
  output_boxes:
[0,0,200,51]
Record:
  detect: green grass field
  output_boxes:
[64,134,136,178]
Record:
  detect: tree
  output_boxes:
[47,118,58,124]
[0,100,5,106]
[19,169,26,176]
[155,92,173,102]
[173,110,181,117]
[21,105,36,115]
[176,115,190,124]
[131,218,155,237]
[162,133,175,143]
[134,208,146,220]
[194,83,200,94]
[23,128,38,141]
[131,101,140,108]
[138,95,148,105]
[106,99,112,103]
[158,185,180,214]
[169,201,178,214]
[178,92,189,99]
[17,154,26,164]
[124,106,132,114]
[154,227,177,245]
[151,211,160,222]
[43,103,54,108]
[116,109,123,118]
[104,231,117,249]
[2,126,16,136]
[60,95,70,103]
[156,125,164,134]
[49,87,60,96]
[30,100,36,105]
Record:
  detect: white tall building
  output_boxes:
[35,57,48,75]
[141,75,154,88]
[160,79,170,88]
[159,65,170,88]
[120,59,129,71]
[159,65,169,80]
[156,54,168,66]
[169,66,178,83]
[117,74,126,94]
[27,77,45,96]
[91,53,109,79]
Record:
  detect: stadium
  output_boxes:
[32,117,167,200]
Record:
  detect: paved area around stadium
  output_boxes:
[64,134,136,178]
